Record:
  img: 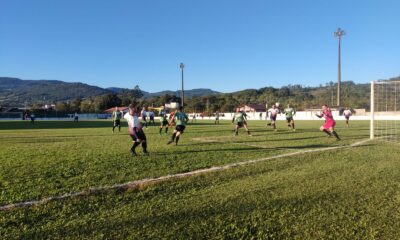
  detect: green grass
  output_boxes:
[1,120,399,239]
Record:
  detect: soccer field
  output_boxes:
[1,120,400,239]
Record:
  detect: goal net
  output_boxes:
[370,80,400,142]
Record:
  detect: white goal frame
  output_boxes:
[370,80,400,141]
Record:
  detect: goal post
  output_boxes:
[370,79,400,142]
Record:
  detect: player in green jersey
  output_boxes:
[112,107,123,133]
[232,109,251,136]
[159,106,169,135]
[283,104,296,131]
[167,106,189,145]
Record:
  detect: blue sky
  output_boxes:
[1,0,399,92]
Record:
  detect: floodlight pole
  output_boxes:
[180,63,185,109]
[370,81,375,139]
[334,28,345,107]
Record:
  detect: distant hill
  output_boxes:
[146,88,220,98]
[106,87,219,98]
[0,77,112,106]
[0,77,220,106]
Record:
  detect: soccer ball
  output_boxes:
[275,102,280,107]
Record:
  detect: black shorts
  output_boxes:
[130,130,146,142]
[236,122,244,127]
[161,120,169,126]
[176,125,186,133]
[270,116,277,121]
[286,117,293,122]
[114,120,121,126]
[345,116,350,120]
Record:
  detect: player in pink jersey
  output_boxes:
[315,104,341,140]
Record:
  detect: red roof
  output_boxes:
[104,107,128,113]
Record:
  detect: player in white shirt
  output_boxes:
[124,104,148,156]
[267,104,280,131]
[343,108,352,127]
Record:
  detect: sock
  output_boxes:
[171,132,176,141]
[131,142,140,154]
[235,130,238,135]
[159,128,162,134]
[332,131,341,140]
[119,126,121,132]
[112,126,115,132]
[175,136,180,144]
[165,127,168,133]
[292,123,295,129]
[323,129,332,136]
[142,141,148,153]
[247,130,251,135]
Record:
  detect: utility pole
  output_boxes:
[334,27,345,107]
[180,63,185,109]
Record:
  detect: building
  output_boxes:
[236,104,266,113]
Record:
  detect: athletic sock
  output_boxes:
[131,142,140,155]
[323,129,332,136]
[235,130,238,135]
[332,131,341,140]
[142,141,148,153]
[112,126,115,132]
[292,123,295,129]
[171,133,176,141]
[165,127,169,134]
[119,126,121,132]
[247,130,251,135]
[175,136,180,145]
[159,128,162,134]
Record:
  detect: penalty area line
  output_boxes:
[0,138,371,211]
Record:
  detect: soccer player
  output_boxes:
[124,104,148,156]
[283,104,296,131]
[191,113,196,123]
[167,106,189,145]
[141,106,148,129]
[215,111,220,125]
[112,106,122,133]
[149,111,155,125]
[267,104,280,131]
[30,113,35,124]
[232,108,251,136]
[343,107,352,127]
[315,104,341,140]
[159,106,169,135]
[74,112,79,122]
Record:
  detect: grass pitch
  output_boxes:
[1,120,400,239]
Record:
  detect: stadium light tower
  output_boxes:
[334,27,346,107]
[180,63,185,108]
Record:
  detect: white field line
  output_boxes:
[0,138,371,211]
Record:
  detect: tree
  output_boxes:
[70,98,82,112]
[93,94,122,112]
[80,99,94,113]
[56,102,70,112]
